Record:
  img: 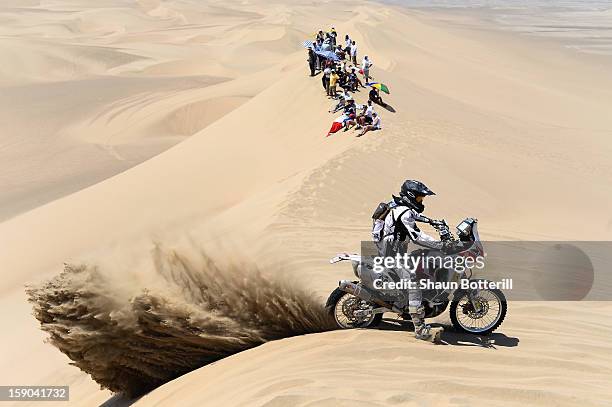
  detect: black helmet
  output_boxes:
[397,180,435,213]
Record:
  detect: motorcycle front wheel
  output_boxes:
[450,287,507,335]
[325,287,383,329]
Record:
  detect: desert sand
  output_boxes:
[1,0,612,406]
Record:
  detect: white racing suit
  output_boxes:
[377,205,443,336]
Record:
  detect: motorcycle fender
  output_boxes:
[451,278,492,305]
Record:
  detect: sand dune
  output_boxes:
[136,301,612,407]
[1,1,612,406]
[0,0,304,220]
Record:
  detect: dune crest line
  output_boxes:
[26,245,334,396]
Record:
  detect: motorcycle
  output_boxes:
[326,218,507,335]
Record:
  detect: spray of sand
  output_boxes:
[26,244,334,397]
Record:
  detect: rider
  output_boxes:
[379,180,445,341]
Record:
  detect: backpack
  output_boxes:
[371,202,390,242]
[371,201,412,242]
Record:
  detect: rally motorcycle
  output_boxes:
[326,218,507,335]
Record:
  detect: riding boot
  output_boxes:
[410,306,443,343]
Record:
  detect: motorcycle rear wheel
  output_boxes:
[450,288,507,335]
[326,287,383,329]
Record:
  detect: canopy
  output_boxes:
[315,50,340,62]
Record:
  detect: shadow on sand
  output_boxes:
[378,102,396,113]
[99,394,140,407]
[374,317,519,349]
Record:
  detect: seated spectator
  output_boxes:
[329,90,352,113]
[337,70,348,90]
[347,68,365,91]
[369,87,384,105]
[356,100,374,128]
[342,100,358,131]
[358,112,382,137]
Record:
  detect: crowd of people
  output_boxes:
[306,28,386,137]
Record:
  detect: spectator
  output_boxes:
[335,45,345,61]
[322,65,332,93]
[307,46,316,76]
[329,90,351,113]
[357,100,374,128]
[369,87,384,105]
[362,55,373,83]
[328,69,339,98]
[351,40,358,66]
[342,99,358,131]
[348,68,364,91]
[314,39,322,70]
[347,69,358,91]
[323,33,332,51]
[358,112,382,137]
[337,70,348,91]
[345,34,352,53]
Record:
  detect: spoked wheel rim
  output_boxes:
[334,292,376,328]
[454,289,503,333]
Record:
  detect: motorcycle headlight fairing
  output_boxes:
[456,220,472,236]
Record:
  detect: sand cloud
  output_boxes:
[26,244,334,397]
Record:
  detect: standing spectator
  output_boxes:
[322,65,332,94]
[335,45,345,61]
[314,39,322,70]
[323,33,332,51]
[330,27,337,47]
[328,69,339,98]
[347,68,358,91]
[344,35,352,59]
[351,40,358,66]
[362,55,373,83]
[307,46,316,76]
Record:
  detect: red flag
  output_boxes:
[326,121,343,136]
[326,115,347,137]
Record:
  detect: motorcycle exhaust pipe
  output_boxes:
[338,280,394,310]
